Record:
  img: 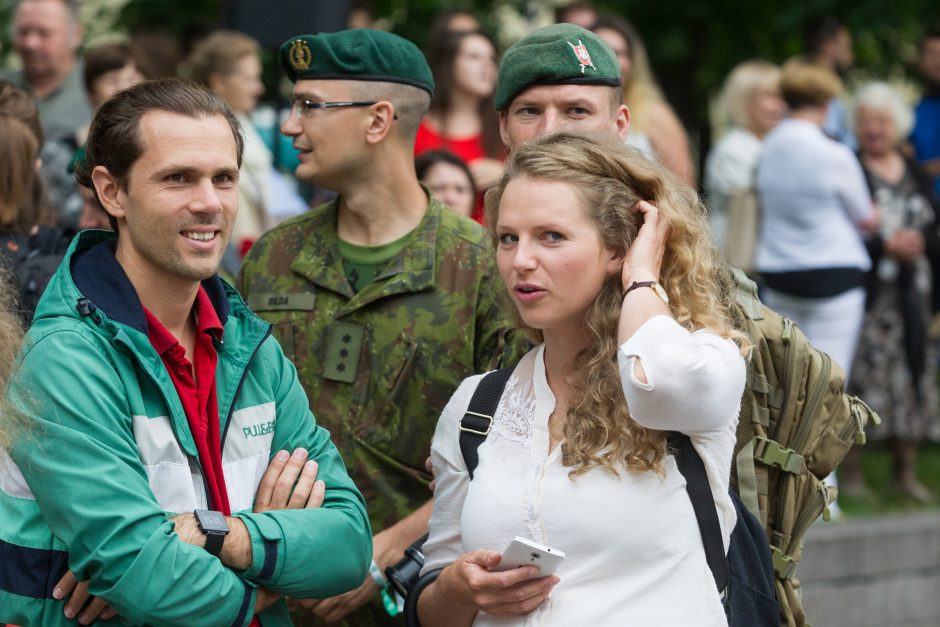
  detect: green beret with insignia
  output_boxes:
[495,23,621,110]
[279,29,434,96]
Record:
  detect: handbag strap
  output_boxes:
[458,367,514,479]
[667,431,730,595]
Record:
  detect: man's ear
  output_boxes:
[364,101,395,144]
[68,22,84,55]
[614,104,631,142]
[90,166,126,222]
[498,110,511,148]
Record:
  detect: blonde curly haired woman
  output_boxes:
[418,132,747,626]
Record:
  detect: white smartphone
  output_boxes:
[495,536,565,576]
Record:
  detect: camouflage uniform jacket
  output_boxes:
[238,196,526,535]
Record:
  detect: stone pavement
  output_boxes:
[799,510,940,626]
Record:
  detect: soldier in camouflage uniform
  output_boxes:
[237,30,525,625]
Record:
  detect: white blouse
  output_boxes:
[423,315,746,626]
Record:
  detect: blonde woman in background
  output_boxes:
[592,14,696,185]
[705,60,784,256]
[187,30,271,258]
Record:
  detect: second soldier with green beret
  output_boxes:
[495,22,630,147]
[237,29,526,626]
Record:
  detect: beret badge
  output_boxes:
[568,40,596,73]
[288,39,312,71]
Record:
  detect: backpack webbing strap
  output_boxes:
[459,367,515,480]
[667,431,730,596]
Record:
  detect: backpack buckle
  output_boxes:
[753,436,805,474]
[460,411,493,436]
[771,546,798,580]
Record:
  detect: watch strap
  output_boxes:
[204,530,225,556]
[622,280,657,300]
[622,280,670,304]
[194,509,229,557]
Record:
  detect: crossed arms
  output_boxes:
[7,330,371,626]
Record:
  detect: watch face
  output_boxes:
[196,509,228,532]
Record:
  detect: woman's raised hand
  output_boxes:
[435,549,559,618]
[621,200,669,289]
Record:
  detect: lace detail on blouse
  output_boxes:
[492,376,536,443]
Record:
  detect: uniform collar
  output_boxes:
[290,191,442,304]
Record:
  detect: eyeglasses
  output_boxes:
[290,99,376,118]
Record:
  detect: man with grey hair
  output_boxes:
[6,0,91,141]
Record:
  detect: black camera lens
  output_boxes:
[385,540,427,596]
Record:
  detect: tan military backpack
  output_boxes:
[728,269,880,627]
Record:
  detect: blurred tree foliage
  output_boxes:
[1,0,937,162]
[594,0,940,149]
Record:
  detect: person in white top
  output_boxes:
[705,60,784,251]
[755,58,877,519]
[754,57,877,377]
[417,132,748,626]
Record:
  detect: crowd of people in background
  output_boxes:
[1,0,940,625]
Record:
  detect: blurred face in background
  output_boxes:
[594,27,631,82]
[424,161,475,217]
[211,54,264,115]
[920,37,940,84]
[13,0,82,83]
[855,105,897,158]
[453,34,497,100]
[77,184,111,230]
[747,87,786,137]
[89,62,144,108]
[832,27,854,74]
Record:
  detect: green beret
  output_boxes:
[495,24,621,110]
[278,29,434,96]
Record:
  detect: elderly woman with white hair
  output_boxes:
[844,81,940,502]
[704,60,784,260]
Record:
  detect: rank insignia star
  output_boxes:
[342,334,351,343]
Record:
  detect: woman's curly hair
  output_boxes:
[484,132,748,476]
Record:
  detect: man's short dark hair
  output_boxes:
[75,78,244,232]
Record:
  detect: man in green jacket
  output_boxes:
[0,79,371,627]
[238,30,524,624]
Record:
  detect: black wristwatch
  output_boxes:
[194,509,229,557]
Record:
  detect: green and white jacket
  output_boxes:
[0,230,371,626]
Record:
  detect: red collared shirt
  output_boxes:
[146,289,263,626]
[145,287,231,516]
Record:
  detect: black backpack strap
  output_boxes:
[459,367,515,480]
[667,431,730,597]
